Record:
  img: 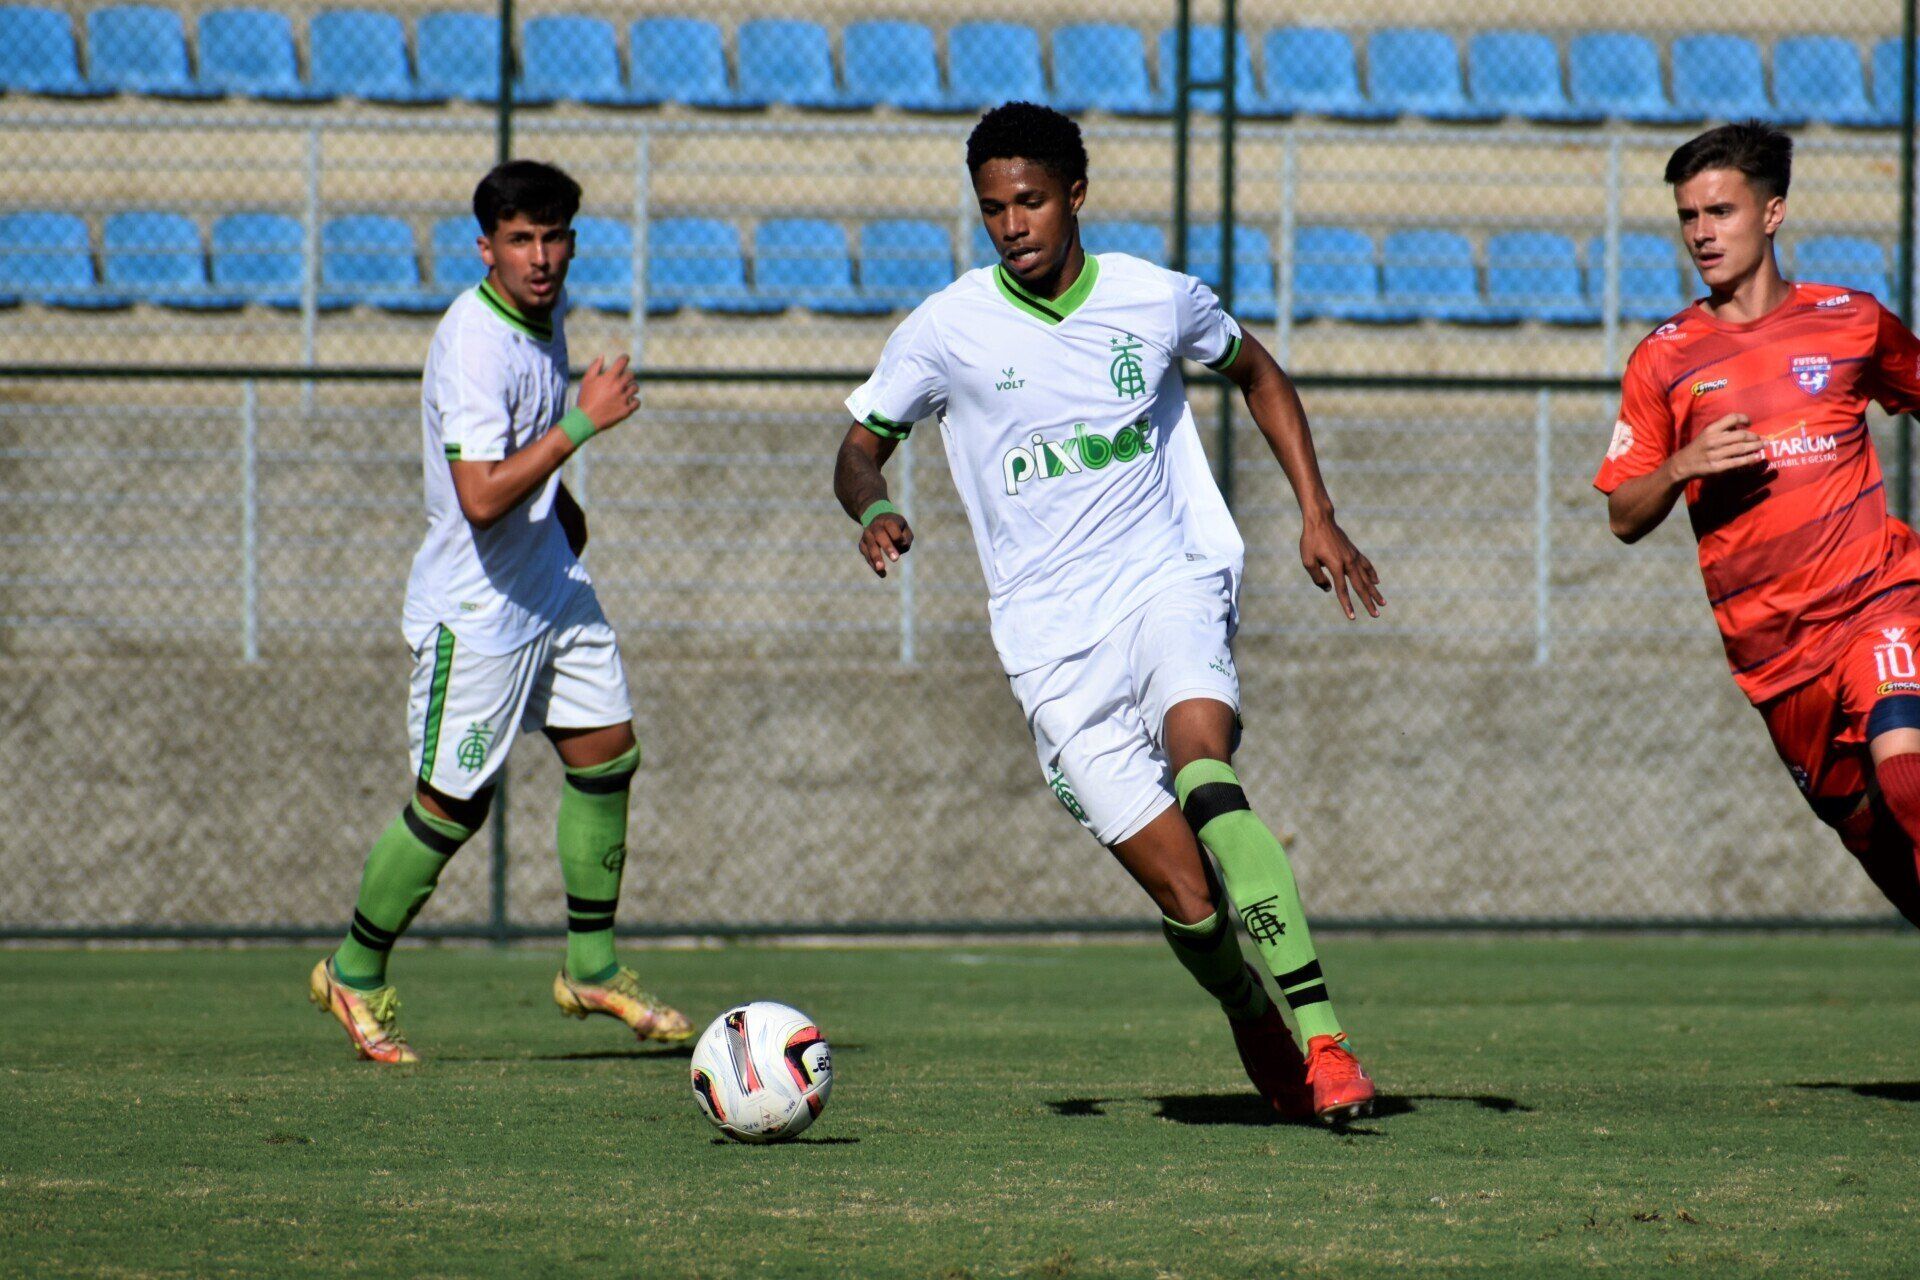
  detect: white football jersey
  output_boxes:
[846,252,1246,673]
[403,283,591,657]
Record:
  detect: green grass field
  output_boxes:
[3,937,1917,1278]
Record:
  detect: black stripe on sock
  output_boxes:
[349,910,397,952]
[1283,982,1330,1009]
[568,916,616,933]
[1182,781,1250,831]
[402,804,465,857]
[1161,913,1232,955]
[564,769,636,795]
[1276,959,1324,990]
[565,894,619,914]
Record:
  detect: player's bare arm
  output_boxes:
[450,356,639,529]
[1607,413,1765,543]
[833,424,915,578]
[1222,330,1383,620]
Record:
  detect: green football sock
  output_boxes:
[332,798,476,990]
[1174,759,1344,1044]
[1162,909,1272,1022]
[558,744,640,983]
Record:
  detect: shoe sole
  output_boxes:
[1318,1097,1375,1123]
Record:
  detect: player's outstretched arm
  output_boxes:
[1223,331,1383,620]
[450,356,638,530]
[1607,413,1762,543]
[833,423,915,579]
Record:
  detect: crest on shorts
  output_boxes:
[1792,354,1831,396]
[456,722,494,771]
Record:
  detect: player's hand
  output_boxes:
[576,356,641,433]
[859,513,914,578]
[1671,413,1766,482]
[1300,517,1384,620]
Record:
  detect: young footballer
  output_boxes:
[310,161,693,1063]
[1598,122,1920,926]
[833,104,1383,1120]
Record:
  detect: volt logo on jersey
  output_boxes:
[1002,418,1154,495]
[1792,354,1832,395]
[995,367,1025,391]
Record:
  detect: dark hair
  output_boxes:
[1664,122,1793,199]
[966,102,1088,188]
[472,160,581,235]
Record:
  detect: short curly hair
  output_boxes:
[966,102,1088,188]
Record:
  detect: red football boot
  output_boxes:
[1226,967,1315,1120]
[1305,1033,1375,1121]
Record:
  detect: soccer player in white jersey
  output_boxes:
[835,104,1384,1120]
[309,161,692,1063]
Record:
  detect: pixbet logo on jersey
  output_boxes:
[1001,417,1153,495]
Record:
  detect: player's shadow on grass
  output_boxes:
[1047,1092,1530,1135]
[531,1046,696,1062]
[709,1137,861,1146]
[1794,1081,1920,1102]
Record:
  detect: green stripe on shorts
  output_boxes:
[418,626,455,784]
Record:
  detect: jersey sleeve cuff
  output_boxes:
[857,410,913,441]
[1203,332,1243,373]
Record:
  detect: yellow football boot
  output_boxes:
[553,966,694,1043]
[309,957,419,1065]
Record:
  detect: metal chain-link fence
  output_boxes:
[1,0,1914,932]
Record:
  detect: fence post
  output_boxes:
[1534,389,1552,668]
[899,430,917,666]
[1602,136,1622,376]
[490,775,510,943]
[630,129,651,367]
[1276,131,1296,370]
[241,378,259,664]
[496,0,514,165]
[301,128,320,416]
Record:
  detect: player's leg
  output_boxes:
[1013,631,1312,1117]
[1859,708,1920,927]
[534,596,691,1042]
[313,627,531,1063]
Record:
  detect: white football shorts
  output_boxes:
[407,586,633,800]
[1007,569,1241,846]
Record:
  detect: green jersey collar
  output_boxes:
[476,280,554,343]
[993,253,1100,326]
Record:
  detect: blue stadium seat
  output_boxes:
[429,215,485,295]
[0,6,107,96]
[0,212,127,309]
[1262,28,1395,121]
[1873,38,1911,129]
[1671,34,1802,126]
[1485,231,1597,325]
[1292,226,1413,323]
[521,16,638,107]
[628,18,745,108]
[1467,31,1601,124]
[1774,37,1879,128]
[1568,33,1699,124]
[859,219,953,308]
[1368,29,1499,123]
[1795,236,1891,298]
[323,214,435,312]
[1155,26,1264,116]
[1586,233,1687,323]
[1052,24,1158,115]
[756,219,886,315]
[1082,220,1166,266]
[1384,230,1505,324]
[738,19,856,110]
[87,6,219,99]
[948,23,1046,111]
[417,12,502,104]
[1182,224,1277,322]
[567,215,636,313]
[843,21,952,112]
[648,218,778,314]
[212,212,336,309]
[103,211,242,310]
[198,10,328,102]
[310,10,440,104]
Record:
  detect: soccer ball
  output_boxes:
[689,1001,833,1143]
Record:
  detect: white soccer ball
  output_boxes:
[689,1001,833,1144]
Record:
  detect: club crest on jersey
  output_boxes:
[1109,334,1147,399]
[1792,354,1831,396]
[1001,418,1153,494]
